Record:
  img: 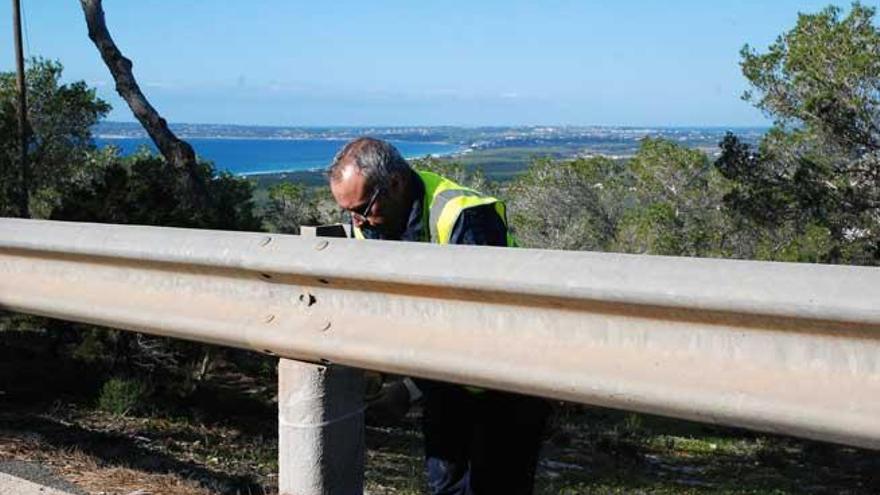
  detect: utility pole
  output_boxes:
[11,0,29,218]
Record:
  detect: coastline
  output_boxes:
[95,136,465,177]
[235,146,465,178]
[96,134,463,145]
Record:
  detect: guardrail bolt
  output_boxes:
[259,236,273,247]
[315,240,329,251]
[264,314,276,323]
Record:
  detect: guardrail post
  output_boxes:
[278,225,364,495]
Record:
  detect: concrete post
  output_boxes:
[278,224,364,495]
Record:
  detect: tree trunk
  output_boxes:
[79,0,207,205]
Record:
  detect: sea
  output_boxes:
[94,137,461,176]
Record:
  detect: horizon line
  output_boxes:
[97,120,771,130]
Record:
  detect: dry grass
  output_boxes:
[0,427,212,495]
[70,465,212,495]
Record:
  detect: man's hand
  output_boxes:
[365,380,412,426]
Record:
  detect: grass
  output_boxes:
[2,328,879,494]
[97,377,151,416]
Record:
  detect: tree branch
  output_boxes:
[80,0,206,199]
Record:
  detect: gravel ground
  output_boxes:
[0,460,85,495]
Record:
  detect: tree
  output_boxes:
[263,182,322,234]
[79,0,209,210]
[79,0,195,173]
[52,153,261,231]
[741,3,879,154]
[508,139,731,257]
[615,138,728,257]
[721,3,880,265]
[508,156,620,251]
[0,59,110,217]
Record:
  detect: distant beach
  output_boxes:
[94,137,462,176]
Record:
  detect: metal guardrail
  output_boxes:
[1,218,880,451]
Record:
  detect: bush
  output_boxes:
[97,376,150,416]
[508,157,619,251]
[263,182,322,234]
[52,154,262,232]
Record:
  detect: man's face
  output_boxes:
[330,162,402,235]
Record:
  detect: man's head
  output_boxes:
[328,137,414,236]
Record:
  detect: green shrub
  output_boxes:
[97,376,150,416]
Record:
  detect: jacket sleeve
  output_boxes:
[448,204,508,247]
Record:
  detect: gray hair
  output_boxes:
[327,137,411,188]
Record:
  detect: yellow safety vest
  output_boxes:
[353,170,516,247]
[353,170,514,395]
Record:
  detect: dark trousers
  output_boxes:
[419,381,552,495]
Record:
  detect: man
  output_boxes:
[328,137,551,495]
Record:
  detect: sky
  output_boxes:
[0,1,850,127]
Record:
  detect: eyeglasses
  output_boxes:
[350,186,382,224]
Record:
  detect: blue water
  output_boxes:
[94,137,461,175]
